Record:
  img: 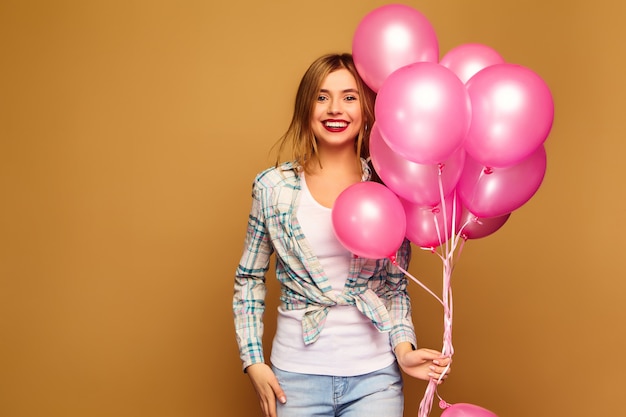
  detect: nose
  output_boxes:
[327,98,342,114]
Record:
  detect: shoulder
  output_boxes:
[251,162,301,210]
[254,162,300,190]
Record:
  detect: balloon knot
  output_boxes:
[483,166,494,174]
[439,400,452,409]
[471,216,484,225]
[389,254,397,264]
[432,207,441,214]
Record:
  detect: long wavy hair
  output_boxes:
[274,53,376,177]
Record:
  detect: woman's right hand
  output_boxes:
[246,363,287,417]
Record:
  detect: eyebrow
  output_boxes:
[319,88,360,94]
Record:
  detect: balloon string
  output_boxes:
[417,168,463,417]
[417,256,455,417]
[393,262,444,307]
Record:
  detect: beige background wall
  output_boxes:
[1,1,624,416]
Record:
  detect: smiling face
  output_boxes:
[310,69,363,152]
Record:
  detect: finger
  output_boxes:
[428,370,449,383]
[259,398,270,417]
[256,381,278,417]
[270,379,287,404]
[267,399,277,417]
[432,357,452,366]
[425,349,453,360]
[265,390,276,417]
[429,365,451,378]
[260,392,277,417]
[416,349,447,361]
[418,348,442,357]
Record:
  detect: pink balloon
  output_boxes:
[457,145,547,218]
[465,63,554,167]
[402,193,462,249]
[376,62,471,165]
[441,403,498,417]
[352,4,438,92]
[332,182,406,259]
[459,205,511,240]
[370,123,465,206]
[440,43,505,84]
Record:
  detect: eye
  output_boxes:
[345,95,358,102]
[317,94,328,102]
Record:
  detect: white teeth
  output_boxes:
[325,121,347,128]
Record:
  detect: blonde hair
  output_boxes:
[274,53,376,175]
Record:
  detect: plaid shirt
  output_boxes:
[233,160,416,371]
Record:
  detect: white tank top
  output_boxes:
[270,174,395,376]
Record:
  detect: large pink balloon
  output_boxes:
[459,205,511,240]
[440,43,505,84]
[370,123,465,206]
[332,182,406,259]
[457,145,547,218]
[352,4,438,92]
[465,63,554,168]
[441,403,498,417]
[402,193,462,249]
[376,62,471,165]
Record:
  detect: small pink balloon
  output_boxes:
[376,62,471,165]
[332,182,406,259]
[459,205,511,240]
[456,145,547,218]
[465,63,554,168]
[441,403,498,417]
[370,123,465,206]
[402,193,462,249]
[352,4,439,92]
[440,43,505,84]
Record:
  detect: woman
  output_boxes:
[233,53,450,417]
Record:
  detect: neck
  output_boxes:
[309,145,360,176]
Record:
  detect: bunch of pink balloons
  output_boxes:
[332,3,553,258]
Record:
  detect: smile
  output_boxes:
[324,120,349,131]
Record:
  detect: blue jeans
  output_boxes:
[272,362,404,417]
